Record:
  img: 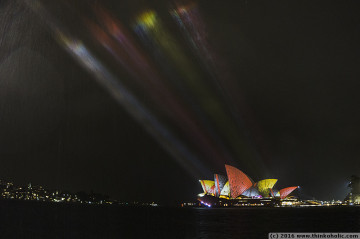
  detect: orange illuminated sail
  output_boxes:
[279,186,298,199]
[225,165,253,198]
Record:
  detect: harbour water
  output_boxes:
[0,201,359,238]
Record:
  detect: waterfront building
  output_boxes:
[198,164,299,207]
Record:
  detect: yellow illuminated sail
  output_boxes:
[199,180,215,194]
[220,181,230,196]
[256,179,277,197]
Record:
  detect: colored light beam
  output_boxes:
[22,0,211,179]
[135,10,266,176]
[57,33,210,179]
[85,7,232,167]
[170,2,269,176]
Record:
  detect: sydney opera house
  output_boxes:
[198,164,299,207]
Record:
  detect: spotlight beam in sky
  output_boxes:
[22,0,212,179]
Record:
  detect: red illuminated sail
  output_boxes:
[209,185,215,195]
[225,164,253,198]
[279,186,298,199]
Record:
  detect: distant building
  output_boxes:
[345,175,360,205]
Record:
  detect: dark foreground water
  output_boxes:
[0,201,359,239]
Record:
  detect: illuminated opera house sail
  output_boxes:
[198,164,299,207]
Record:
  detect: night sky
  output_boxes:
[1,0,359,205]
